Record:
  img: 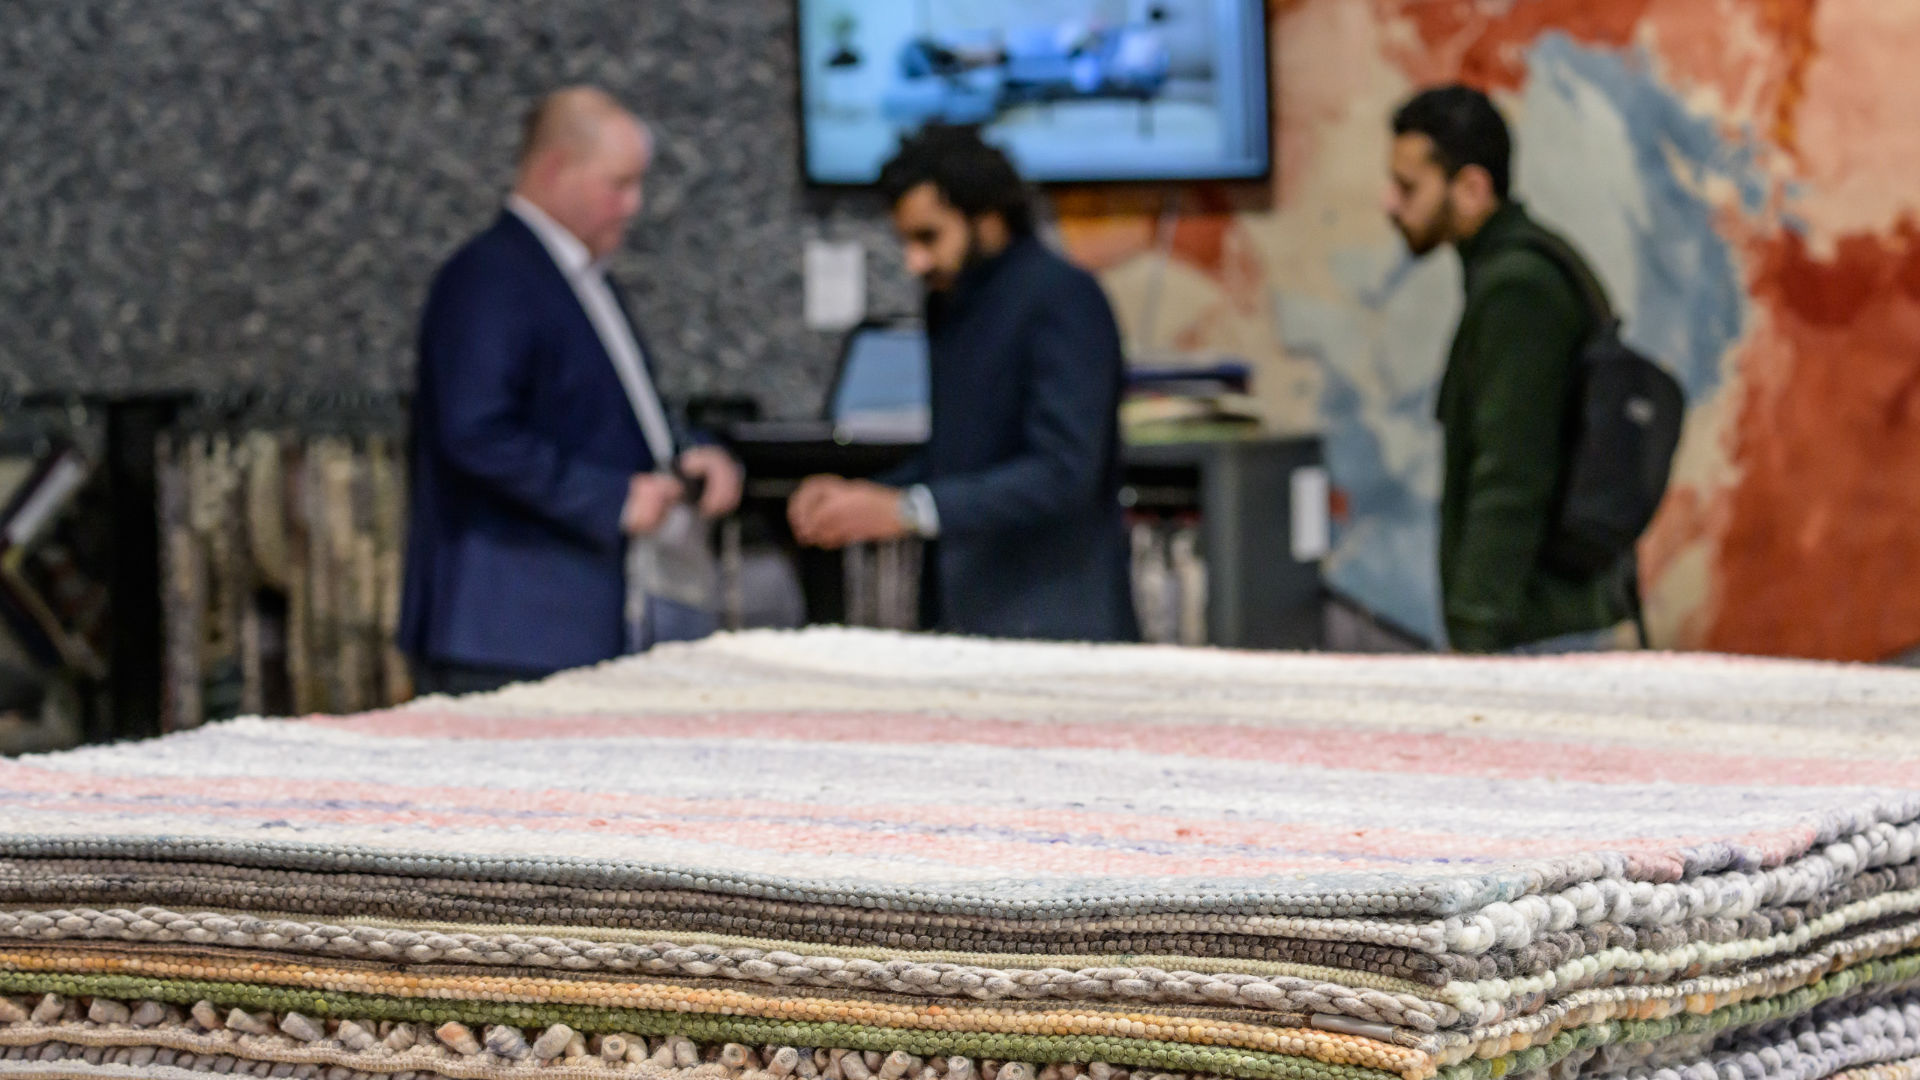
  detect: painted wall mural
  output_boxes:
[1056,0,1920,660]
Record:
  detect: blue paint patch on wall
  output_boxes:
[1282,266,1452,646]
[1530,34,1752,401]
[1318,363,1445,644]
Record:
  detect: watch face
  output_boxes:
[899,488,930,537]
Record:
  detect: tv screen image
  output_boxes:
[797,0,1270,185]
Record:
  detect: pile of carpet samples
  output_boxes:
[2,628,1920,1080]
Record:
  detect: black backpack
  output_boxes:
[1519,231,1687,580]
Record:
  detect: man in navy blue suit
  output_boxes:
[788,126,1138,642]
[400,87,743,695]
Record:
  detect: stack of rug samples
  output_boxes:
[2,629,1920,1080]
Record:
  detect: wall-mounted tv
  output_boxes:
[796,0,1272,186]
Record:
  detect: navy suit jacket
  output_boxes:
[892,236,1140,642]
[399,212,663,675]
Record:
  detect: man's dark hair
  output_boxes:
[1391,85,1512,201]
[877,124,1034,236]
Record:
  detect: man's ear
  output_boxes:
[971,210,1011,249]
[1452,163,1496,206]
[522,147,568,191]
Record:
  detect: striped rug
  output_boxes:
[2,628,1919,1080]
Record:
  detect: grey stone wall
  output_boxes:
[0,0,918,417]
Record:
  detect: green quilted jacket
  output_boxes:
[1436,202,1631,652]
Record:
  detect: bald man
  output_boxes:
[399,88,743,695]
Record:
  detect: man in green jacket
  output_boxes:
[1386,85,1632,653]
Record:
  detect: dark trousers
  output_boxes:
[409,659,552,698]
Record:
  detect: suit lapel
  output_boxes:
[495,213,615,366]
[493,213,651,454]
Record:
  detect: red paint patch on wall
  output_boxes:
[1744,0,1821,152]
[1638,0,1818,157]
[1055,185,1270,313]
[1171,214,1232,276]
[1707,222,1920,659]
[1375,0,1653,90]
[1053,190,1160,272]
[1167,188,1268,314]
[1637,483,1731,650]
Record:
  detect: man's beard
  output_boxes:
[1397,197,1454,258]
[921,224,988,294]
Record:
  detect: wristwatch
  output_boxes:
[896,485,939,538]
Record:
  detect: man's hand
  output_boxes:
[788,476,910,549]
[622,473,685,535]
[676,445,744,519]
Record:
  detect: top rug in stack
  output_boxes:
[3,629,1920,1080]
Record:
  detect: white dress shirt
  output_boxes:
[506,194,676,468]
[507,195,715,649]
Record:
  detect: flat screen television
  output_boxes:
[796,0,1272,186]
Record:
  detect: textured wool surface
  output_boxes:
[2,628,1920,1080]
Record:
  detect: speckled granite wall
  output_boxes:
[0,1,916,416]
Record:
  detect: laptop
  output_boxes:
[728,320,931,447]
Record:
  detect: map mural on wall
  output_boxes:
[1056,0,1920,661]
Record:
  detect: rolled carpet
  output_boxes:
[1,628,1918,1080]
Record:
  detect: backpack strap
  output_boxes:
[1514,230,1620,338]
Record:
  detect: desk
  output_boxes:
[725,431,1324,649]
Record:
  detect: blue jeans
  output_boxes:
[627,596,719,654]
[1507,623,1632,655]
